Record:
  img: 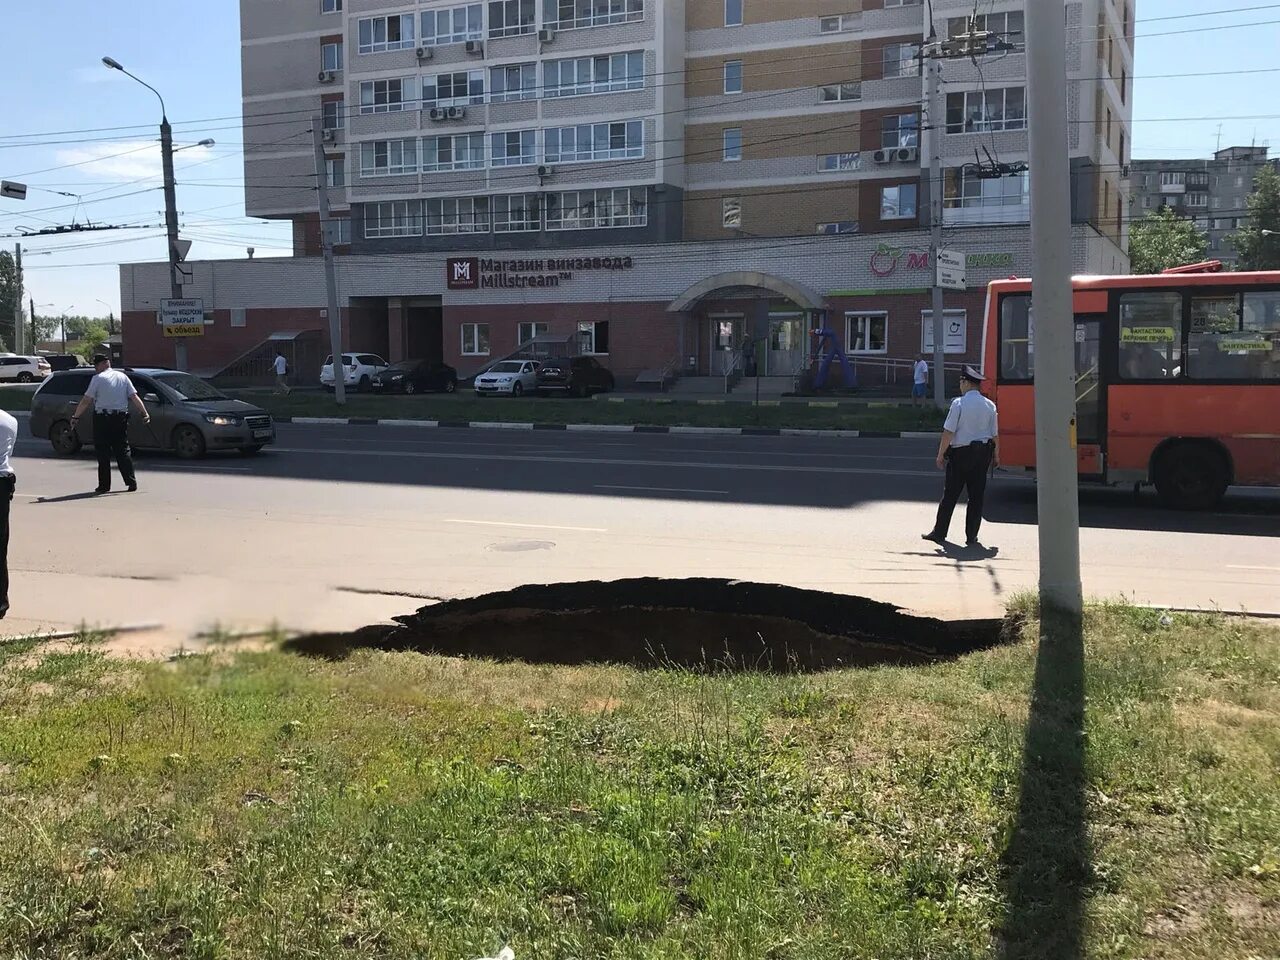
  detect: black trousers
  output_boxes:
[931,441,994,543]
[94,412,136,491]
[0,474,12,615]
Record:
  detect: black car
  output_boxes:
[44,354,87,372]
[536,356,616,397]
[370,359,458,395]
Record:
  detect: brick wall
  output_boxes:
[123,308,328,375]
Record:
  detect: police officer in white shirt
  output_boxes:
[0,409,17,619]
[69,354,152,495]
[923,365,1000,547]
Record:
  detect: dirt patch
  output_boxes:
[285,578,1010,672]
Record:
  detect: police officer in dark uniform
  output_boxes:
[923,365,1000,547]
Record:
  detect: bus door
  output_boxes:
[1074,314,1106,478]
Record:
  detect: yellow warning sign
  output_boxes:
[163,323,205,338]
[1220,337,1272,352]
[1120,326,1176,343]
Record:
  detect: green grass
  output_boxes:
[0,605,1276,958]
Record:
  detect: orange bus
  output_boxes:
[984,264,1280,509]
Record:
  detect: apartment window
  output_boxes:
[426,196,490,234]
[545,51,644,97]
[1186,193,1208,208]
[544,120,644,162]
[1235,175,1245,188]
[1143,195,1153,209]
[321,100,345,130]
[578,320,610,355]
[519,322,549,344]
[880,183,917,220]
[945,87,1027,133]
[423,70,485,107]
[817,221,858,235]
[359,78,413,114]
[329,216,351,245]
[722,196,741,228]
[819,82,861,103]
[364,200,422,238]
[325,157,345,187]
[1187,172,1209,187]
[489,62,537,102]
[722,127,742,162]
[494,194,540,232]
[489,0,536,38]
[723,60,743,95]
[882,113,918,149]
[359,138,419,176]
[490,129,536,166]
[423,132,486,172]
[947,11,1024,52]
[846,312,887,354]
[422,4,483,45]
[820,14,857,33]
[546,187,647,229]
[724,0,743,27]
[321,0,342,12]
[882,43,920,80]
[1120,67,1127,104]
[357,15,415,54]
[1119,131,1126,166]
[944,168,1028,208]
[818,152,861,172]
[461,323,490,356]
[544,0,644,30]
[1161,172,1185,187]
[321,42,343,72]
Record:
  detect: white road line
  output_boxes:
[595,484,730,495]
[442,518,608,533]
[1227,564,1280,572]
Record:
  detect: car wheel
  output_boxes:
[444,378,457,394]
[17,372,33,383]
[49,420,82,456]
[172,424,207,460]
[359,375,371,393]
[238,445,264,456]
[1154,443,1229,510]
[511,381,524,397]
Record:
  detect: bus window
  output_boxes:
[1118,291,1181,380]
[1240,291,1280,381]
[1189,295,1244,379]
[999,294,1033,380]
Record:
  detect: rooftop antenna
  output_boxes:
[1216,123,1223,153]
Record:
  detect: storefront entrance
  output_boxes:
[767,312,806,376]
[708,314,744,375]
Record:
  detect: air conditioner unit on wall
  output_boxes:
[537,164,554,178]
[447,106,467,120]
[318,70,336,83]
[322,128,337,142]
[895,147,918,163]
[538,28,555,42]
[428,107,447,121]
[415,46,433,60]
[465,39,484,54]
[871,149,890,164]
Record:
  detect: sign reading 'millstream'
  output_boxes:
[446,256,635,290]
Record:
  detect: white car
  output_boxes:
[321,353,389,392]
[474,360,541,397]
[0,355,51,383]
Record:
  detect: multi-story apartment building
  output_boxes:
[1129,147,1279,266]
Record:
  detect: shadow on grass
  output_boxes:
[999,605,1088,959]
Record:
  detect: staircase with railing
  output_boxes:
[208,330,325,387]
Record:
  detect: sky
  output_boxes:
[1,1,1278,320]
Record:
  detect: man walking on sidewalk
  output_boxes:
[273,352,291,395]
[912,353,930,407]
[922,365,999,547]
[69,354,151,495]
[0,409,16,619]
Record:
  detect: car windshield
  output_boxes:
[389,361,419,371]
[490,362,523,373]
[153,373,228,402]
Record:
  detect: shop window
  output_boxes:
[578,320,610,354]
[518,322,548,344]
[846,312,887,354]
[1118,291,1181,380]
[461,323,490,355]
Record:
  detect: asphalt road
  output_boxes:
[6,423,1278,643]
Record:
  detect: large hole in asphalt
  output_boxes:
[286,578,1011,672]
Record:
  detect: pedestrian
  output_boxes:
[922,365,999,548]
[912,353,930,406]
[273,351,291,395]
[69,354,151,495]
[0,409,16,619]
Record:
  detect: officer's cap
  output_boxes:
[960,365,986,383]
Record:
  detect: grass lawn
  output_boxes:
[0,603,1276,958]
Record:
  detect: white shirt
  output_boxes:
[913,360,929,385]
[274,355,287,375]
[84,368,138,413]
[0,410,16,477]
[944,389,999,446]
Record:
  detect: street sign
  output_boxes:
[160,297,205,324]
[0,181,27,200]
[163,323,204,338]
[921,310,967,354]
[173,238,192,262]
[936,248,966,291]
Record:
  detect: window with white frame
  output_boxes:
[818,152,861,172]
[489,0,536,38]
[461,323,490,355]
[881,113,918,149]
[1186,192,1208,208]
[321,42,343,71]
[578,320,610,354]
[322,0,341,12]
[425,196,490,234]
[489,62,537,102]
[722,196,741,228]
[947,11,1024,52]
[325,157,345,187]
[422,70,485,107]
[544,51,644,97]
[544,0,644,30]
[358,15,415,54]
[544,120,643,163]
[723,127,742,161]
[817,221,858,235]
[518,321,549,343]
[724,0,742,26]
[546,188,647,229]
[321,100,345,130]
[423,132,486,171]
[359,78,413,114]
[1160,172,1185,187]
[490,129,536,166]
[819,82,860,103]
[882,43,920,79]
[944,168,1028,208]
[880,183,917,220]
[946,87,1027,133]
[819,13,857,33]
[422,4,483,45]
[359,138,419,177]
[329,216,351,244]
[493,194,540,232]
[846,311,887,354]
[723,60,743,94]
[365,200,423,238]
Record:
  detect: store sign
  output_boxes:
[446,255,635,291]
[870,246,1013,278]
[921,310,968,354]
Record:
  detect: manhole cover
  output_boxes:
[487,540,555,552]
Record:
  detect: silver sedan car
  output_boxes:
[474,360,541,397]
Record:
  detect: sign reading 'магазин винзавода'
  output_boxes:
[446,255,635,290]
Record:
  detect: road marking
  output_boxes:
[442,518,608,533]
[1227,564,1280,572]
[595,484,730,495]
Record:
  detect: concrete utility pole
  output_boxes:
[312,120,347,405]
[1026,0,1083,619]
[11,244,22,355]
[926,30,947,410]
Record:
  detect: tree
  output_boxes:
[1229,164,1280,270]
[0,250,22,351]
[1128,207,1208,274]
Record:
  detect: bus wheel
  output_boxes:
[1153,443,1228,510]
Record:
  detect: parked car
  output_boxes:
[320,353,389,392]
[0,355,51,383]
[536,356,616,397]
[371,359,458,395]
[30,368,275,459]
[474,360,541,397]
[43,354,88,372]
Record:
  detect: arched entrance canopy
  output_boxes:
[666,271,823,313]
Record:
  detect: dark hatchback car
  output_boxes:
[536,356,615,397]
[370,359,458,395]
[44,354,87,372]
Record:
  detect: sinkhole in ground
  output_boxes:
[288,578,1011,672]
